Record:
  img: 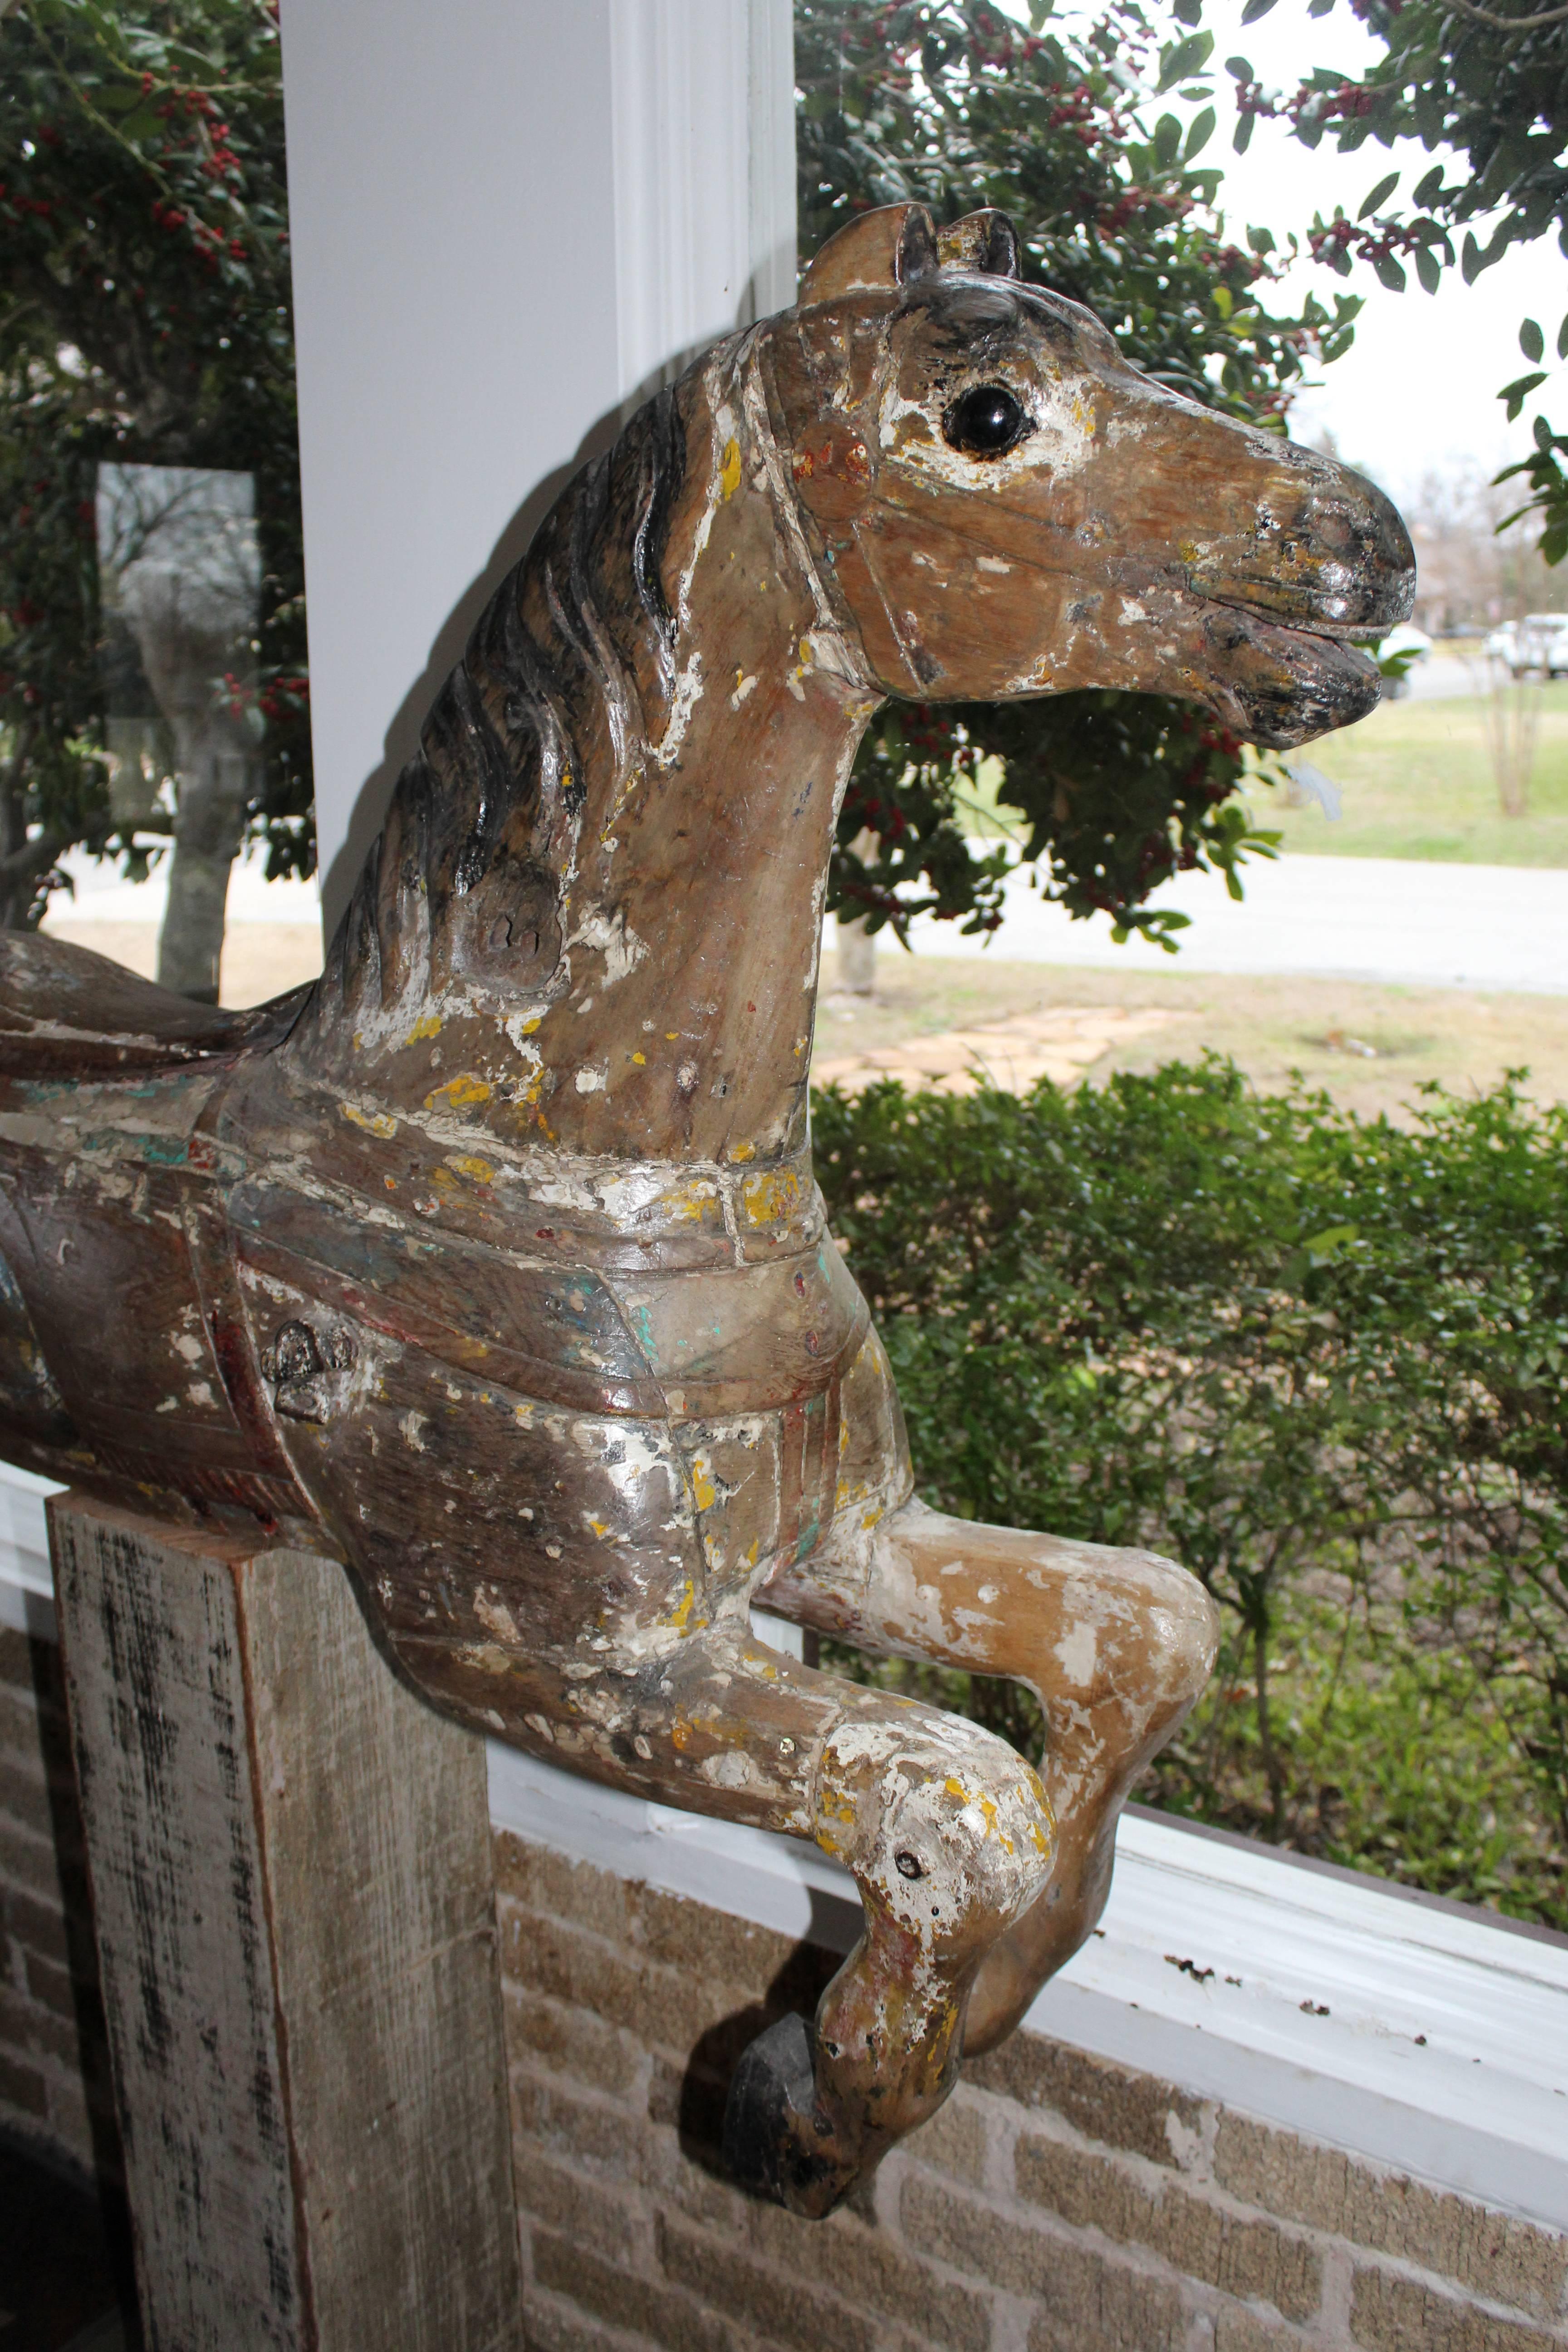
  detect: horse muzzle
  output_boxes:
[1190,453,1414,628]
[1186,456,1415,747]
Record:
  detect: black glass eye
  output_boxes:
[942,382,1030,459]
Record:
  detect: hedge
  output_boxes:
[812,1061,1568,1930]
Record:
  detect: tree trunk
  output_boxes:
[157,741,249,1002]
[837,913,877,995]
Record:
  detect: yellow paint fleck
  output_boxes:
[631,1052,646,1067]
[408,1013,442,1042]
[730,1141,755,1164]
[720,437,742,501]
[424,1073,492,1112]
[668,1578,699,1633]
[521,1015,543,1035]
[338,1102,397,1139]
[740,1168,801,1226]
[665,1032,678,1041]
[451,1154,494,1183]
[690,1456,717,1512]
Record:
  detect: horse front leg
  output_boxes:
[759,1496,1218,2054]
[402,1593,1053,2218]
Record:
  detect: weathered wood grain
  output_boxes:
[52,1494,522,2352]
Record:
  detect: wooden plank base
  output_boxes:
[49,1494,523,2352]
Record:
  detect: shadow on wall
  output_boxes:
[674,1939,841,2195]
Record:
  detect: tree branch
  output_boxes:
[1441,0,1568,30]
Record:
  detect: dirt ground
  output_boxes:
[815,952,1568,1121]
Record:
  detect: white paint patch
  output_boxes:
[566,904,647,988]
[652,649,705,770]
[1054,1622,1099,1686]
[475,1590,523,1646]
[574,1066,608,1095]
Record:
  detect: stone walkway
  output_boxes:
[812,1003,1181,1097]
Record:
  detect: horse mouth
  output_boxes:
[1200,597,1385,750]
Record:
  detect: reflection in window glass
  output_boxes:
[95,463,261,1001]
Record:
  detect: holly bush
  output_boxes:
[813,1060,1568,1926]
[0,0,311,926]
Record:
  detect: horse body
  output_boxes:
[0,204,1414,2214]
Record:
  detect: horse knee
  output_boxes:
[817,1715,1055,1953]
[1136,1551,1219,1711]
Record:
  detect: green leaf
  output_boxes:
[1558,315,1568,362]
[1154,112,1183,168]
[1173,0,1204,23]
[1027,0,1052,23]
[1521,318,1545,363]
[1357,172,1399,220]
[1156,31,1213,90]
[1372,254,1407,292]
[1240,0,1278,19]
[1504,367,1551,423]
[1415,245,1441,294]
[1462,233,1483,285]
[1536,413,1557,455]
[1413,165,1446,210]
[1233,110,1255,154]
[1184,107,1217,162]
[1247,223,1276,255]
[1225,54,1254,79]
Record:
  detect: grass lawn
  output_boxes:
[815,953,1568,1121]
[1261,680,1568,867]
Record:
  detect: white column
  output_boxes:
[279,0,795,935]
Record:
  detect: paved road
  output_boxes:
[895,854,1568,994]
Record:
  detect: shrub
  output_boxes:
[812,1061,1568,1928]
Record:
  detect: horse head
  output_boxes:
[770,201,1414,745]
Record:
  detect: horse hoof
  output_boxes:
[720,2012,848,2218]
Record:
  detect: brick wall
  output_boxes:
[495,1833,1568,2352]
[5,1656,1565,2352]
[0,1625,118,2174]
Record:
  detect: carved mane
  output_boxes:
[306,377,697,1052]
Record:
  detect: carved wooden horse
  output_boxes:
[0,204,1413,2215]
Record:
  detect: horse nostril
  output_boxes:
[895,1849,925,1880]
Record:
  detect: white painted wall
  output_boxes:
[279,0,796,935]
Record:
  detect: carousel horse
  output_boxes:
[0,203,1413,2215]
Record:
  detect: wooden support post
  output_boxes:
[49,1494,523,2352]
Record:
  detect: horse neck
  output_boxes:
[294,336,877,1175]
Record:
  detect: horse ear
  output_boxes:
[799,202,940,304]
[937,210,1022,279]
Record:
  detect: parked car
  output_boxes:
[1487,612,1568,676]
